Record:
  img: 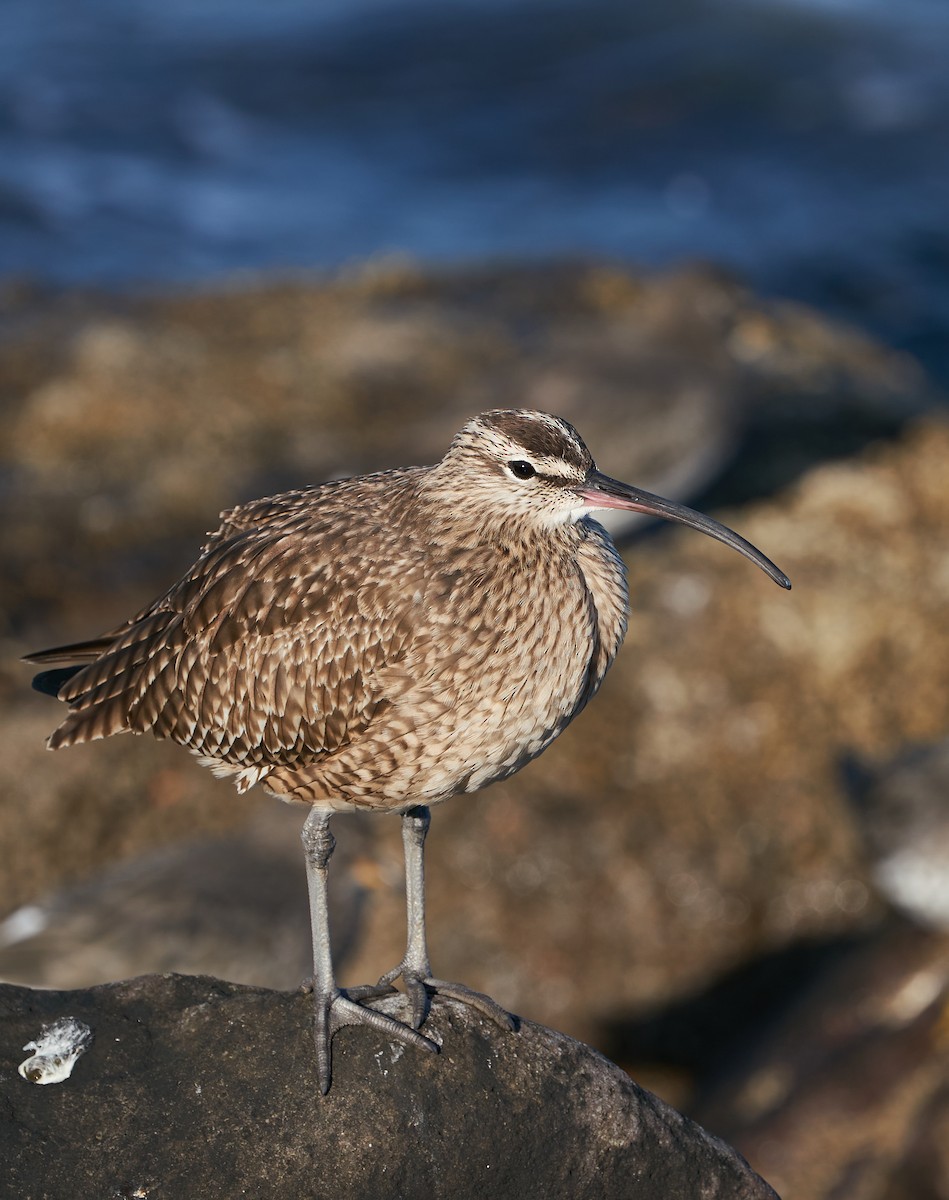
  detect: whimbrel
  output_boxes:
[26,409,790,1092]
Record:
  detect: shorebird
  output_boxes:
[26,409,790,1092]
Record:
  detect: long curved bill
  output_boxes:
[580,469,791,590]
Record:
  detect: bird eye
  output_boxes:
[508,460,536,480]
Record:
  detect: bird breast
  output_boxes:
[274,517,629,810]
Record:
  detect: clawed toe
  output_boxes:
[425,978,516,1031]
[375,963,515,1032]
[311,988,438,1095]
[409,977,432,1029]
[344,980,398,1003]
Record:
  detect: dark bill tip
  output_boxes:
[580,470,791,591]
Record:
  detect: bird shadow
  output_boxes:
[594,930,876,1105]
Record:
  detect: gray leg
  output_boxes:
[301,808,437,1094]
[376,805,516,1032]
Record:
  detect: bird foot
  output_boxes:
[375,963,516,1033]
[310,986,438,1095]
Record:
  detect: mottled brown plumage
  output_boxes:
[27,409,789,1092]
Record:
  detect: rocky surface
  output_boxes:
[0,974,777,1200]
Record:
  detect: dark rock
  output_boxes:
[0,974,778,1200]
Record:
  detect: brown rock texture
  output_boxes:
[0,975,778,1200]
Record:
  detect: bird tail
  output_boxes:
[24,636,117,666]
[23,615,179,749]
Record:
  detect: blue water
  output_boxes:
[0,0,946,374]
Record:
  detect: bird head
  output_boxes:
[436,409,790,589]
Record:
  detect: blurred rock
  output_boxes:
[881,1084,949,1200]
[0,975,779,1200]
[682,740,949,1198]
[0,807,373,991]
[0,261,930,638]
[692,922,949,1200]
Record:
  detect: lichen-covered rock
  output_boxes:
[0,975,778,1200]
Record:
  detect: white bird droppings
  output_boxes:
[18,1017,93,1084]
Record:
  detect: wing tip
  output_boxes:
[30,666,83,698]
